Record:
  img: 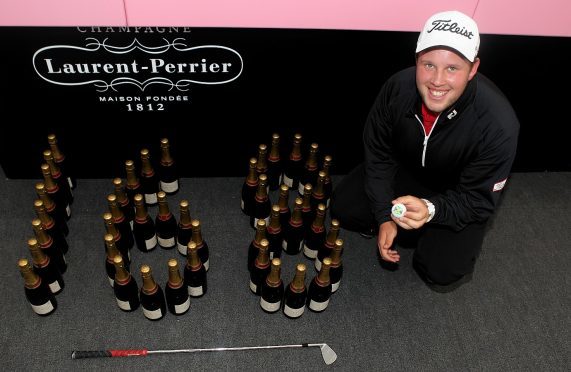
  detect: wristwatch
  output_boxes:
[421,198,435,223]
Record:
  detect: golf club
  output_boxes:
[72,342,337,365]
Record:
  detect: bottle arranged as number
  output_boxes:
[321,155,333,208]
[35,182,69,236]
[43,149,73,206]
[307,257,332,312]
[155,191,177,249]
[301,184,315,233]
[277,183,291,228]
[316,219,340,272]
[113,178,135,226]
[266,133,282,190]
[267,205,283,260]
[248,219,267,272]
[32,218,67,274]
[298,142,319,195]
[190,219,210,272]
[34,199,69,254]
[241,157,258,216]
[107,194,134,251]
[329,239,344,293]
[41,163,71,220]
[250,239,271,295]
[104,233,128,287]
[132,194,157,252]
[28,238,64,295]
[47,133,76,189]
[282,197,304,255]
[18,258,57,316]
[158,138,179,194]
[282,133,303,189]
[103,212,131,261]
[255,143,268,177]
[165,258,190,316]
[260,258,284,313]
[124,160,142,205]
[311,171,327,211]
[184,241,207,297]
[140,148,159,205]
[303,203,327,259]
[139,264,167,321]
[113,255,139,312]
[283,263,307,319]
[176,200,192,255]
[250,174,271,229]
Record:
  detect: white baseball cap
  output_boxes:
[416,10,480,62]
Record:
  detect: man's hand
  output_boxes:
[391,195,430,230]
[378,221,399,263]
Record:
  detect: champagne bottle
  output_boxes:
[104,233,128,287]
[282,197,304,255]
[303,203,326,259]
[277,183,291,228]
[140,264,167,320]
[34,199,69,254]
[247,219,267,272]
[18,258,57,316]
[47,133,76,189]
[35,182,69,236]
[113,255,139,312]
[43,149,74,206]
[32,218,67,274]
[283,263,307,319]
[112,177,135,226]
[298,142,319,195]
[329,239,344,293]
[176,200,192,255]
[103,212,131,261]
[184,241,207,297]
[140,148,159,205]
[155,191,177,249]
[255,143,268,177]
[240,157,258,216]
[260,258,284,313]
[124,160,142,204]
[107,193,134,251]
[282,133,303,189]
[322,155,333,208]
[249,239,270,295]
[250,174,271,229]
[316,219,340,272]
[41,163,71,220]
[158,138,179,194]
[165,258,190,315]
[301,183,315,234]
[132,194,157,252]
[267,205,283,260]
[266,133,282,190]
[311,171,327,210]
[190,219,210,271]
[307,257,332,312]
[28,238,64,295]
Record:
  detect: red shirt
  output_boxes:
[421,103,439,136]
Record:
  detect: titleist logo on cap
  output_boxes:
[427,19,475,39]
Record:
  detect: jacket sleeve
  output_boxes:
[429,119,519,231]
[363,82,398,225]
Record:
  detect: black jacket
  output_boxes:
[363,66,519,231]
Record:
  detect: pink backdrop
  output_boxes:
[1,0,570,36]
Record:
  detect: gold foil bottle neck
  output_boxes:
[140,264,158,293]
[47,133,65,161]
[330,238,344,265]
[246,157,259,183]
[19,258,40,287]
[32,218,51,245]
[160,138,174,165]
[266,258,282,286]
[187,241,202,268]
[107,194,124,220]
[113,255,130,281]
[318,258,332,284]
[133,194,148,219]
[190,219,203,245]
[28,237,49,266]
[167,258,183,286]
[256,239,270,265]
[256,144,268,173]
[269,133,280,160]
[291,263,307,291]
[269,205,281,229]
[179,200,192,225]
[40,163,57,189]
[104,233,121,260]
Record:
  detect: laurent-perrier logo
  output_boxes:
[32,38,243,92]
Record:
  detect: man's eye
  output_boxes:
[448,66,457,72]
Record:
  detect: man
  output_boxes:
[330,10,519,291]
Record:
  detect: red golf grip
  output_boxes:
[72,349,148,359]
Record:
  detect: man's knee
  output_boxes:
[413,258,472,287]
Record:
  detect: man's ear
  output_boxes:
[468,58,480,80]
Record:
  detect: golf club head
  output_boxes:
[320,344,337,365]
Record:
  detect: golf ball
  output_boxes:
[391,203,406,218]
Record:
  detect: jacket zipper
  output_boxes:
[415,114,440,167]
